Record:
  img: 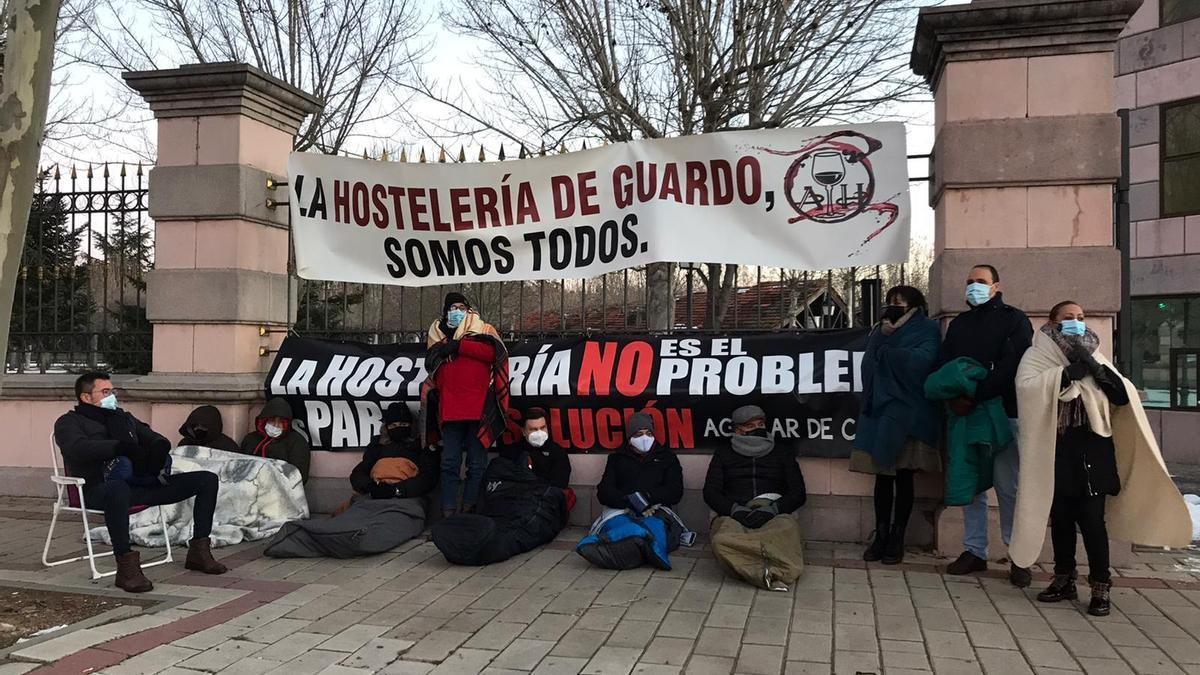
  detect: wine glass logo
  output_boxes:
[811,151,846,213]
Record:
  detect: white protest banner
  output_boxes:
[288,123,910,287]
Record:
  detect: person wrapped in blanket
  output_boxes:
[263,402,438,559]
[576,411,694,570]
[704,405,808,591]
[422,292,515,518]
[431,407,573,566]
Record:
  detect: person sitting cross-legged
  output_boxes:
[704,405,808,591]
[52,372,228,593]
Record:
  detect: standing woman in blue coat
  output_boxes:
[851,286,942,564]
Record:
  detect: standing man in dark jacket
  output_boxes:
[52,372,227,593]
[938,264,1034,587]
[704,405,807,590]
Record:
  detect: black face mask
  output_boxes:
[387,425,412,443]
[881,305,908,323]
[187,425,208,439]
[746,428,769,438]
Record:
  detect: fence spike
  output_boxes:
[102,163,110,178]
[518,145,527,159]
[70,165,77,180]
[362,149,369,160]
[399,147,408,163]
[539,141,546,156]
[558,142,567,154]
[498,144,507,161]
[381,148,390,161]
[86,164,93,179]
[438,146,446,163]
[419,147,427,163]
[119,163,127,177]
[136,163,143,177]
[478,145,486,162]
[457,146,466,163]
[580,140,588,150]
[53,165,60,180]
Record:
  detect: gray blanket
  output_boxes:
[263,496,427,558]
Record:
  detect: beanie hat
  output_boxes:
[384,402,414,425]
[731,405,766,425]
[443,292,469,315]
[626,411,654,438]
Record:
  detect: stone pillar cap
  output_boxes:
[911,0,1141,90]
[123,62,323,135]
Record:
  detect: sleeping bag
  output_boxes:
[263,496,426,558]
[575,508,684,570]
[432,453,568,565]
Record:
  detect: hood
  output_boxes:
[180,405,223,439]
[257,397,294,421]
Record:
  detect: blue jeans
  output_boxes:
[440,421,488,510]
[963,418,1020,561]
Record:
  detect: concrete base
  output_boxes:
[935,500,1133,567]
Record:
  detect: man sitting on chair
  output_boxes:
[52,372,228,593]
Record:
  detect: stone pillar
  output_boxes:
[123,64,321,442]
[911,0,1140,561]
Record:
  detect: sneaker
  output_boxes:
[1037,574,1077,603]
[945,551,988,575]
[1009,564,1033,589]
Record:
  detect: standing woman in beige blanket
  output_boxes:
[1011,300,1192,617]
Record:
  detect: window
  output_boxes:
[1162,0,1200,25]
[1131,296,1200,408]
[1162,99,1200,217]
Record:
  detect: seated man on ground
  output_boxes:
[177,405,240,454]
[704,405,808,591]
[53,372,227,593]
[576,411,693,570]
[433,407,573,565]
[239,397,312,483]
[263,402,437,559]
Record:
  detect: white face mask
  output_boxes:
[264,423,284,439]
[629,435,655,454]
[527,430,549,448]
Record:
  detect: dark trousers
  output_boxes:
[83,471,219,555]
[1050,493,1111,584]
[440,421,488,510]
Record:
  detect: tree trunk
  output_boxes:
[705,263,740,329]
[0,0,61,391]
[645,262,674,331]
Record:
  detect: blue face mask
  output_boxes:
[1060,319,1086,337]
[446,308,466,328]
[99,393,118,410]
[965,282,992,307]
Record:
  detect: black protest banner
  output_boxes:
[264,330,868,457]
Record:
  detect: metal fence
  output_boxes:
[6,163,153,374]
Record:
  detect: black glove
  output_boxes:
[371,483,403,499]
[1065,360,1091,382]
[731,509,757,528]
[743,510,775,529]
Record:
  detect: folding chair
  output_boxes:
[41,433,174,579]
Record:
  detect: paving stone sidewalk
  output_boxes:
[1,496,1199,675]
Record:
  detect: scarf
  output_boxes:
[730,433,775,458]
[880,307,917,336]
[1041,323,1101,433]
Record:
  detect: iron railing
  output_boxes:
[6,163,153,374]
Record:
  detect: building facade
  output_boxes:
[1116,0,1200,468]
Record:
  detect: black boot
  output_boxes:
[862,524,888,562]
[1088,581,1112,617]
[881,524,905,565]
[1037,574,1078,603]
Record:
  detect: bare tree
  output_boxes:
[68,0,429,154]
[428,0,924,329]
[0,0,61,388]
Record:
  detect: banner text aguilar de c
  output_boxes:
[287,124,911,287]
[265,331,868,457]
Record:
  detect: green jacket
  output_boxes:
[924,358,1014,506]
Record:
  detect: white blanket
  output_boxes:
[89,446,309,548]
[1009,332,1192,568]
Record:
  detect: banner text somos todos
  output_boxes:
[288,125,910,286]
[266,331,867,457]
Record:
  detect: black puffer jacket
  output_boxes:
[54,405,171,487]
[596,445,683,509]
[702,444,807,516]
[937,293,1033,418]
[498,440,571,489]
[1055,364,1130,498]
[350,435,439,499]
